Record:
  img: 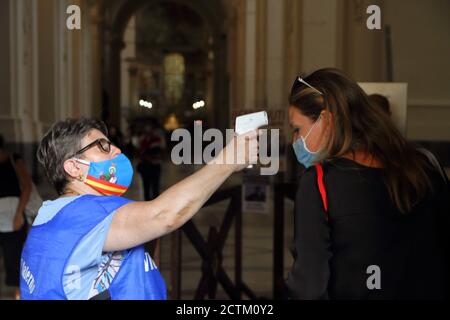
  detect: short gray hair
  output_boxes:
[37,118,108,195]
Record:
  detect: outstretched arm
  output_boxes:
[104,130,259,252]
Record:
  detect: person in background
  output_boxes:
[138,124,164,201]
[108,125,124,152]
[369,93,448,183]
[123,127,137,162]
[369,94,391,116]
[286,68,449,299]
[139,119,168,265]
[151,119,167,156]
[0,135,32,299]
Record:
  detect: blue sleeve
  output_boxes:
[63,211,117,300]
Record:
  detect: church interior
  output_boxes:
[0,0,449,300]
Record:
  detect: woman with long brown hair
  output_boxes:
[286,68,449,299]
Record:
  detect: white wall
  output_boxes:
[302,0,340,73]
[1,0,102,142]
[120,16,136,132]
[384,0,450,140]
[266,0,285,107]
[0,0,12,120]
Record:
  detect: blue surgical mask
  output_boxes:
[75,153,134,196]
[292,117,321,168]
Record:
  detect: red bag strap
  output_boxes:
[315,164,329,221]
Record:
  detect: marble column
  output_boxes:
[120,15,136,133]
[266,0,285,108]
[4,0,41,175]
[105,31,125,127]
[9,0,40,144]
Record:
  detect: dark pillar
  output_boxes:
[104,32,124,127]
[213,33,229,133]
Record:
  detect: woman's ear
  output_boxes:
[319,110,333,143]
[320,109,332,123]
[63,159,83,180]
[319,110,333,131]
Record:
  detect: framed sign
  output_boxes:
[242,176,270,214]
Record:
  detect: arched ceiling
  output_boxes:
[103,0,228,41]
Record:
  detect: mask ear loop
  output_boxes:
[303,115,321,141]
[73,158,90,166]
[302,115,322,154]
[72,158,90,182]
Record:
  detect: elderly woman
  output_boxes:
[20,118,258,300]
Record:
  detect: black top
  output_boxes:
[0,153,22,198]
[286,157,450,299]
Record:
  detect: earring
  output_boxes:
[78,175,84,182]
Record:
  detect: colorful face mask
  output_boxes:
[75,154,133,196]
[292,116,321,168]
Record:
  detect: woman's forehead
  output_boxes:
[289,106,309,123]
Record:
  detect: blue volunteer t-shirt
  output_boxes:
[33,196,125,300]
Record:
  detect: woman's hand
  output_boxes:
[13,212,25,231]
[211,130,259,172]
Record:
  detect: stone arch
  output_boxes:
[104,0,229,132]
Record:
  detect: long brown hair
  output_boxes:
[289,68,433,213]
